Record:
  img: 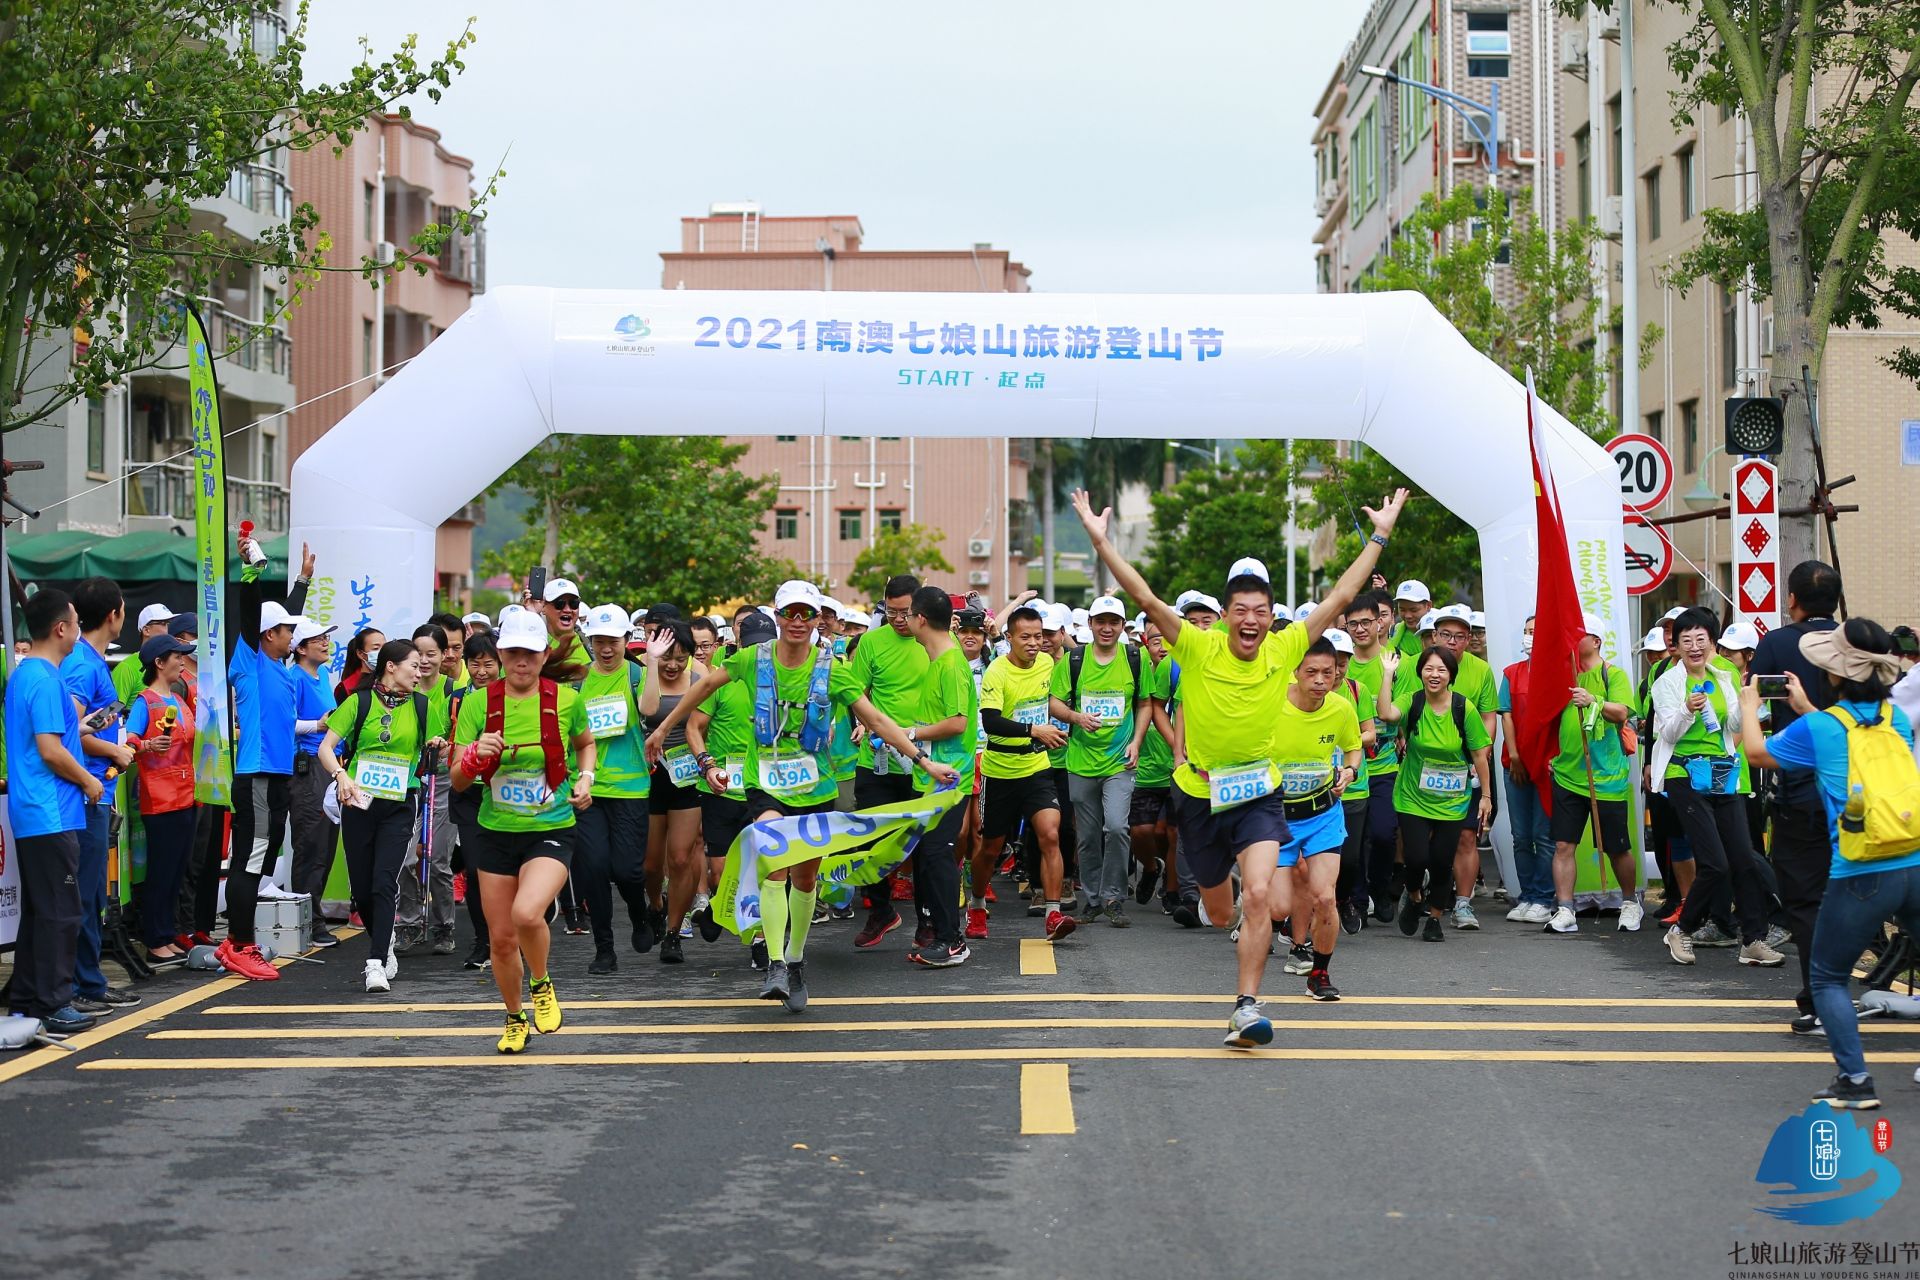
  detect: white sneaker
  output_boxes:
[363,959,390,993]
[384,940,399,981]
[1544,906,1579,934]
[1522,902,1554,924]
[1506,903,1532,922]
[1618,900,1645,932]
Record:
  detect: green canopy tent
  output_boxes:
[6,528,288,584]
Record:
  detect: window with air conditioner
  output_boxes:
[1466,12,1509,77]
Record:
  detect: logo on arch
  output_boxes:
[607,315,656,356]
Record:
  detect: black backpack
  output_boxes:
[341,686,432,776]
[1068,645,1144,704]
[1405,690,1470,750]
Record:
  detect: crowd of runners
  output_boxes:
[7,512,1920,1106]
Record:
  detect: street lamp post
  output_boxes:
[1357,64,1499,172]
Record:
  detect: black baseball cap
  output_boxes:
[736,612,777,647]
[166,613,198,639]
[139,634,194,664]
[956,608,988,631]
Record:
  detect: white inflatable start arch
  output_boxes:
[290,286,1630,680]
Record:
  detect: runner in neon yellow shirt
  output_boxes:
[1073,483,1409,1052]
[974,607,1072,944]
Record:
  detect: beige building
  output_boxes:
[660,208,1036,605]
[287,114,487,602]
[1563,2,1919,624]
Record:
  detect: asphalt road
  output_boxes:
[2,886,1915,1280]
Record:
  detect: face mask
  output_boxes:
[1519,633,1534,657]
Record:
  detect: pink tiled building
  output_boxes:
[661,208,1036,606]
[288,114,487,602]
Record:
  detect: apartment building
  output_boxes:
[1313,0,1562,296]
[1563,1,1920,623]
[287,114,488,603]
[7,4,299,546]
[660,207,1035,604]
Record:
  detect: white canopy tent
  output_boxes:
[290,286,1630,674]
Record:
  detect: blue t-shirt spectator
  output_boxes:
[5,657,87,837]
[230,636,298,775]
[60,640,119,784]
[293,664,332,756]
[1765,698,1920,880]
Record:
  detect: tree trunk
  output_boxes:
[1761,183,1821,574]
[1040,444,1055,601]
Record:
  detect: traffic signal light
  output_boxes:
[1724,397,1785,457]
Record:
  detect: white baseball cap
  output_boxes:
[498,611,548,652]
[1042,602,1072,632]
[1071,624,1093,645]
[258,601,296,635]
[1325,628,1355,655]
[1087,595,1126,620]
[1294,600,1319,623]
[582,603,631,639]
[1228,556,1269,583]
[820,597,845,619]
[1418,610,1438,634]
[1071,606,1090,627]
[773,580,823,613]
[1395,580,1432,604]
[1641,626,1668,653]
[1172,590,1201,613]
[869,609,888,629]
[498,603,526,627]
[138,603,176,629]
[290,617,336,646]
[1470,611,1487,630]
[461,611,490,627]
[543,577,582,603]
[1182,593,1223,617]
[1719,622,1761,652]
[1433,603,1474,630]
[1581,611,1608,641]
[1661,606,1687,622]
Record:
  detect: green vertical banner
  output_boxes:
[185,303,233,806]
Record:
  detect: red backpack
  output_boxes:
[484,678,568,791]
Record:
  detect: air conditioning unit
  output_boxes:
[1599,194,1623,238]
[967,569,991,587]
[967,538,993,559]
[373,240,396,267]
[1559,30,1588,73]
[1597,7,1620,39]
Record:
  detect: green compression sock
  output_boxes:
[760,882,789,964]
[787,886,818,960]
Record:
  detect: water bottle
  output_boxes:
[1694,681,1720,734]
[1841,783,1867,835]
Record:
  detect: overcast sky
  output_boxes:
[301,1,1358,295]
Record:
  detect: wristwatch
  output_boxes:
[1370,533,1389,548]
[914,746,931,763]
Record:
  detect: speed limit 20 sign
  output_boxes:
[1606,433,1673,512]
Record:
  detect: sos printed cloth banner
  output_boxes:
[711,786,963,938]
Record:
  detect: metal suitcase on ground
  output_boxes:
[255,896,312,955]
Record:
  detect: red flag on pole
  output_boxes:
[1515,369,1586,809]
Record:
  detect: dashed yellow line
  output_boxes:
[1020,1063,1075,1134]
[78,1047,1920,1071]
[145,1017,1920,1041]
[1018,939,1057,976]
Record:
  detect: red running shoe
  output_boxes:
[218,941,280,981]
[965,907,989,940]
[985,883,998,904]
[890,875,914,903]
[853,908,902,949]
[1044,910,1077,943]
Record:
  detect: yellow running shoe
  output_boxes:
[529,976,563,1034]
[497,1012,531,1054]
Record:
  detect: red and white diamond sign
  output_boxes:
[1731,458,1779,633]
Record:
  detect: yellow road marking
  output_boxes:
[200,992,1799,1016]
[80,1047,1920,1071]
[145,1017,1920,1041]
[1020,1063,1075,1134]
[1018,939,1057,976]
[0,928,362,1086]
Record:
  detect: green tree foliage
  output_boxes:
[1143,441,1312,602]
[0,1,490,433]
[482,436,784,612]
[1594,0,1920,565]
[1294,185,1653,596]
[846,523,955,605]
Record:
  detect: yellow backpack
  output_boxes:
[1827,705,1920,863]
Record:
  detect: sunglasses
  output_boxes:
[777,607,818,622]
[552,598,581,611]
[377,712,393,746]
